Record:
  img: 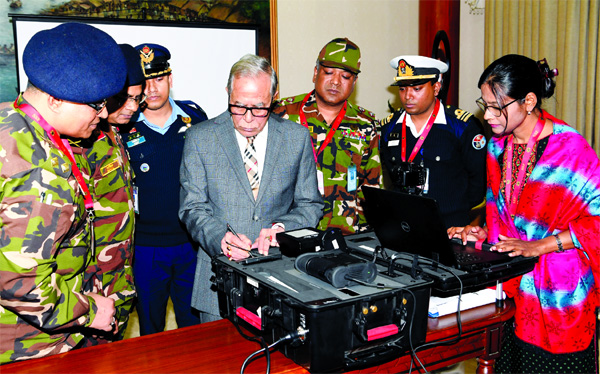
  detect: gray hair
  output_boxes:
[227,54,278,99]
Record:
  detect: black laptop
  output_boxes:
[361,186,512,272]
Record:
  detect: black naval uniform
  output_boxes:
[380,104,486,228]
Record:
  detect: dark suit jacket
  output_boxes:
[179,111,324,315]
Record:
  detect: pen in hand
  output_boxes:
[226,223,254,259]
[226,223,242,241]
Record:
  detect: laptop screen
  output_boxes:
[361,186,457,267]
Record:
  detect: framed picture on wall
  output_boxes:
[1,0,278,112]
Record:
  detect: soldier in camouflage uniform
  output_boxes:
[76,44,144,344]
[0,23,127,364]
[274,38,382,235]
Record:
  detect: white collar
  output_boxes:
[399,100,447,137]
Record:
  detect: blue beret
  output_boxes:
[136,43,172,78]
[119,44,145,86]
[23,23,126,103]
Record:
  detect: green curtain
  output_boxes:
[484,0,599,155]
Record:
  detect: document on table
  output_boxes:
[428,288,506,317]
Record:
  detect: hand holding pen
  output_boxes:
[221,223,253,261]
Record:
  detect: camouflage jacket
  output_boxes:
[274,92,382,234]
[73,123,136,343]
[0,97,97,364]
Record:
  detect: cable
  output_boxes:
[232,319,271,374]
[409,261,464,374]
[379,252,464,373]
[239,328,308,374]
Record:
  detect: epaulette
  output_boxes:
[379,113,395,126]
[447,105,474,122]
[177,100,208,124]
[356,105,377,119]
[278,94,306,106]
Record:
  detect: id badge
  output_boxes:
[133,185,139,214]
[317,169,325,195]
[347,165,357,192]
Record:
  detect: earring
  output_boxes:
[527,110,531,115]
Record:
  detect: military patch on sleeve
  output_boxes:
[101,159,121,177]
[472,134,487,150]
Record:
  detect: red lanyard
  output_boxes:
[504,114,545,217]
[14,97,95,212]
[401,99,441,162]
[299,91,347,163]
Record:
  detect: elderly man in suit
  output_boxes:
[179,54,324,322]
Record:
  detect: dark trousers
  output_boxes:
[133,242,200,335]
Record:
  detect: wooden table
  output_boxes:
[1,300,514,374]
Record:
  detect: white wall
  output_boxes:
[458,0,486,117]
[277,0,485,120]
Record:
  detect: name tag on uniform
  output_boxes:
[126,132,145,148]
[317,169,324,196]
[133,185,139,214]
[100,159,121,177]
[388,139,400,147]
[347,165,357,192]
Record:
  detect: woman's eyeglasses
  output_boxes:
[475,97,520,117]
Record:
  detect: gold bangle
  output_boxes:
[553,234,564,253]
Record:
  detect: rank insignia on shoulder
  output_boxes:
[182,116,192,124]
[380,113,395,126]
[51,157,59,168]
[454,109,474,122]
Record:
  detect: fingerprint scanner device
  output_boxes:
[277,227,346,257]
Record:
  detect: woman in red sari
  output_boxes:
[449,54,599,374]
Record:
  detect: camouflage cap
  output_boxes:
[317,37,361,74]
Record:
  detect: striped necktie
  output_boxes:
[244,135,260,199]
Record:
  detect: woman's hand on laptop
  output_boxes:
[447,225,488,245]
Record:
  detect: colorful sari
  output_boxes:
[486,111,600,354]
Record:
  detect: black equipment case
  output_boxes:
[212,251,433,372]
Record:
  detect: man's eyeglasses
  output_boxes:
[475,97,520,117]
[228,103,271,118]
[86,99,108,114]
[114,94,147,108]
